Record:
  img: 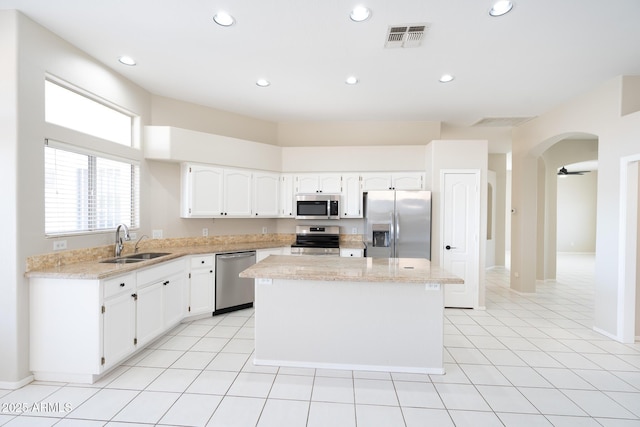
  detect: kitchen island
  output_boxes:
[239,255,463,374]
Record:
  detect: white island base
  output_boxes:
[254,277,445,374]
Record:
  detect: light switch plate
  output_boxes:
[53,240,67,251]
[152,229,163,239]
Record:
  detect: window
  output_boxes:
[45,80,133,146]
[45,142,140,236]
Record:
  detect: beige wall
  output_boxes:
[2,10,152,387]
[488,154,507,267]
[512,75,640,341]
[277,120,440,147]
[557,171,598,252]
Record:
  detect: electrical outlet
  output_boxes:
[262,227,267,234]
[352,227,358,234]
[152,229,163,239]
[202,228,209,237]
[129,232,137,240]
[53,240,67,251]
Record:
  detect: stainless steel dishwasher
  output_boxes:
[214,251,256,315]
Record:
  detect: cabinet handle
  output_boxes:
[163,280,170,286]
[120,283,125,287]
[201,260,205,264]
[209,270,213,273]
[131,293,137,300]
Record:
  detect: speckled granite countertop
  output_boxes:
[25,242,289,280]
[239,255,463,284]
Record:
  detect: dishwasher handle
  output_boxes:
[217,252,256,260]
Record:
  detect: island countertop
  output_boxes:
[239,255,463,284]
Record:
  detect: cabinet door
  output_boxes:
[392,172,424,190]
[361,173,392,191]
[190,267,214,316]
[295,174,319,193]
[279,174,295,217]
[136,282,164,347]
[318,174,342,193]
[103,292,136,368]
[253,172,280,217]
[224,169,252,216]
[163,273,185,328]
[182,164,224,217]
[342,174,362,218]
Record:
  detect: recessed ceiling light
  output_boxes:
[439,74,454,83]
[489,0,514,17]
[350,5,371,22]
[345,76,359,85]
[213,11,235,26]
[118,56,136,66]
[256,79,271,87]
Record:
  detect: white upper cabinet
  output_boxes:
[392,172,425,190]
[253,172,280,217]
[361,172,425,191]
[295,173,342,194]
[279,174,295,218]
[181,163,224,217]
[342,173,362,218]
[223,169,252,216]
[181,163,252,218]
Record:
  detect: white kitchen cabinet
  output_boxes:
[295,173,342,194]
[253,171,280,217]
[189,255,215,317]
[279,174,295,217]
[361,172,425,191]
[135,281,164,347]
[341,173,362,218]
[181,163,252,218]
[181,163,224,217]
[392,172,425,190]
[163,270,186,328]
[340,248,364,257]
[102,273,136,369]
[224,169,253,216]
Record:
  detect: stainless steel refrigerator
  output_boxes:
[364,190,431,259]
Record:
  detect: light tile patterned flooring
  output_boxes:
[2,253,640,426]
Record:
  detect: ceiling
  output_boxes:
[2,0,640,127]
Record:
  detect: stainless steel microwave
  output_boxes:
[295,194,340,220]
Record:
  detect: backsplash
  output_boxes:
[26,233,364,272]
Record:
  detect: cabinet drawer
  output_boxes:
[137,259,186,286]
[191,255,214,269]
[340,248,364,257]
[103,273,135,299]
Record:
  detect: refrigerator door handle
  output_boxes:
[395,211,400,258]
[390,212,395,258]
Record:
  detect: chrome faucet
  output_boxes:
[134,234,148,253]
[114,224,131,258]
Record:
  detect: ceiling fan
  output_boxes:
[557,166,590,176]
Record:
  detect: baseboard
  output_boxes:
[0,374,33,390]
[253,358,445,375]
[510,288,536,296]
[593,326,621,342]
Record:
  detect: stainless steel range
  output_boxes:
[290,225,340,255]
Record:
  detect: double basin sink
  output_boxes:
[100,252,172,264]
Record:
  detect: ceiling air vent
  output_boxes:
[385,24,429,48]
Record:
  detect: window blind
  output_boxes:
[45,143,139,236]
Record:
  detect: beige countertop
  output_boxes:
[239,255,463,284]
[25,242,288,280]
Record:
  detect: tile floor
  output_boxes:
[1,253,639,426]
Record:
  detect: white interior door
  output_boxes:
[442,171,480,308]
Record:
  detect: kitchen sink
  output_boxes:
[100,252,171,264]
[100,258,145,264]
[123,252,172,260]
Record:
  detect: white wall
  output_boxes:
[0,10,153,387]
[512,75,640,341]
[557,171,598,252]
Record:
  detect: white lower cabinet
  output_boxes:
[103,289,136,369]
[188,255,215,316]
[30,258,188,384]
[340,248,364,257]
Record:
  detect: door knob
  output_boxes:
[445,245,457,250]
